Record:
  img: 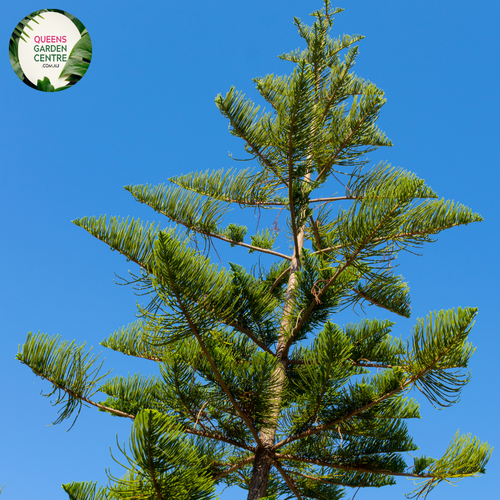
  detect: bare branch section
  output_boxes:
[288,359,395,369]
[208,232,291,260]
[309,196,357,203]
[283,468,355,487]
[155,207,292,260]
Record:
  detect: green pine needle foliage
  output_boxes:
[250,228,279,253]
[19,2,491,499]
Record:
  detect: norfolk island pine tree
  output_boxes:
[17,2,492,499]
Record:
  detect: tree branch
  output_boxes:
[213,456,256,480]
[288,359,395,369]
[30,370,135,420]
[311,224,465,257]
[226,320,276,357]
[198,304,277,357]
[283,468,360,487]
[274,382,403,450]
[218,100,289,188]
[209,231,291,260]
[309,216,322,251]
[184,427,255,452]
[273,458,304,500]
[303,351,333,433]
[351,287,409,318]
[319,64,351,125]
[172,371,215,437]
[274,453,433,479]
[168,275,264,447]
[309,196,358,203]
[103,348,161,363]
[316,107,374,183]
[269,266,292,295]
[285,468,330,483]
[35,367,260,453]
[277,324,466,450]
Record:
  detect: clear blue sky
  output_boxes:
[1,1,498,499]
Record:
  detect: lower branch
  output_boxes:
[273,459,304,500]
[284,468,363,487]
[275,453,433,479]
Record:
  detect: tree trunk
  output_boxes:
[247,228,306,498]
[247,447,273,499]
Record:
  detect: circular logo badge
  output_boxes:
[9,9,92,92]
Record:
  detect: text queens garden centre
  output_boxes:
[33,35,68,65]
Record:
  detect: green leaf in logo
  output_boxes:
[59,31,92,82]
[37,76,55,92]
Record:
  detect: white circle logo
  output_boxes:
[9,9,92,92]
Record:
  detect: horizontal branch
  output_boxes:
[150,204,292,260]
[311,224,465,257]
[184,427,255,452]
[309,196,357,203]
[288,359,394,370]
[289,358,460,371]
[211,233,291,260]
[283,468,380,488]
[275,453,433,479]
[212,198,286,207]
